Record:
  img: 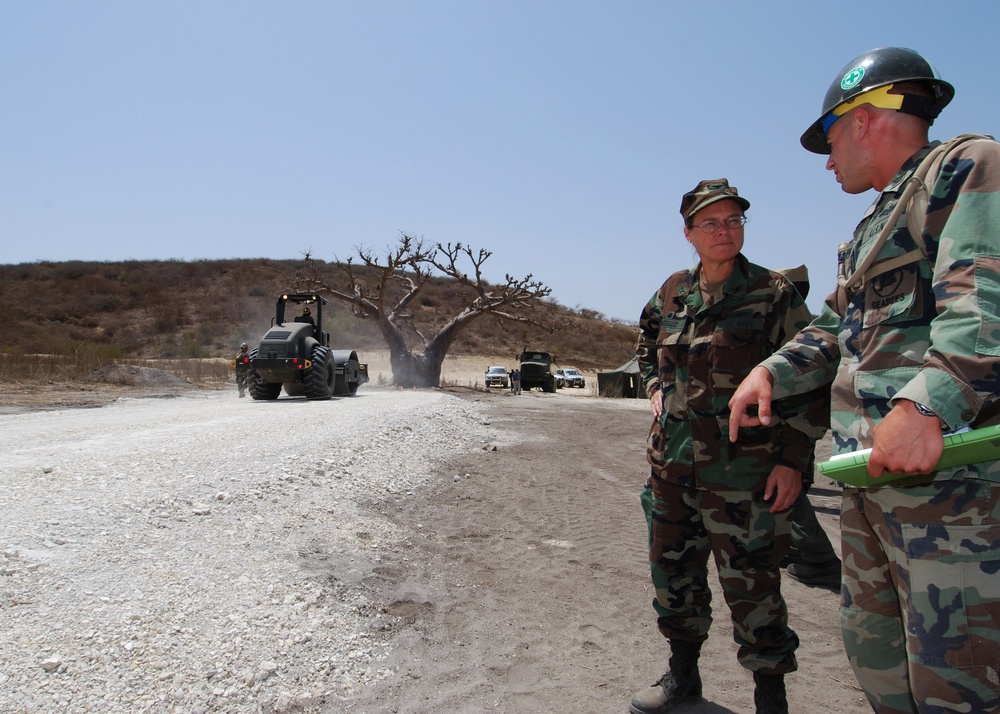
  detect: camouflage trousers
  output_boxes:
[841,479,1000,713]
[641,478,798,673]
[236,371,248,396]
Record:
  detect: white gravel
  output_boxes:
[0,388,495,713]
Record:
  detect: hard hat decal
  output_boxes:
[841,66,865,91]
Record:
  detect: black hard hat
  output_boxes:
[801,47,954,154]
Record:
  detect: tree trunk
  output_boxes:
[296,249,552,388]
[389,347,446,388]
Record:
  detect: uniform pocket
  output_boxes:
[647,418,667,468]
[902,520,1000,667]
[861,266,922,328]
[709,326,764,390]
[974,254,1000,356]
[655,330,685,394]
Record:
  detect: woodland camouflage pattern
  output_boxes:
[637,254,828,491]
[641,481,799,672]
[235,350,250,396]
[760,137,1000,712]
[636,254,829,674]
[840,480,1000,713]
[764,138,1000,471]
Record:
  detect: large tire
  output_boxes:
[332,351,363,396]
[247,350,281,400]
[304,345,334,400]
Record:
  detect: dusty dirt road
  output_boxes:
[0,370,865,714]
[338,388,866,714]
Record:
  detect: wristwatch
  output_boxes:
[912,401,947,430]
[913,402,937,418]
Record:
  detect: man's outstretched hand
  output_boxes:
[728,366,774,442]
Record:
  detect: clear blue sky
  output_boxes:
[2,2,997,321]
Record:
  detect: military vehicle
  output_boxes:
[518,349,557,393]
[247,293,368,400]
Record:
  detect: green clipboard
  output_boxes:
[817,424,1000,487]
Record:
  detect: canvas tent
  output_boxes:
[597,358,644,399]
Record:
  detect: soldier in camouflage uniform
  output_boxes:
[729,48,1000,713]
[630,179,829,714]
[235,342,250,398]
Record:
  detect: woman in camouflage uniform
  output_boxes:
[630,179,827,714]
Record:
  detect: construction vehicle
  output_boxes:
[518,349,558,393]
[247,293,368,400]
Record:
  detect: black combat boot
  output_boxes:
[629,640,703,714]
[753,672,788,714]
[785,557,841,589]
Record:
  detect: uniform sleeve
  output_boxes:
[893,139,1000,429]
[636,287,663,399]
[762,297,842,401]
[767,284,832,470]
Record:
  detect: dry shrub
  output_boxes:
[0,258,638,384]
[0,353,231,385]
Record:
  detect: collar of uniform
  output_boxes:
[687,253,750,311]
[726,254,752,300]
[882,141,942,194]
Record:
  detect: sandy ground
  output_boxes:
[330,389,864,714]
[0,354,866,714]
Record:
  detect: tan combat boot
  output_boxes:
[629,640,702,714]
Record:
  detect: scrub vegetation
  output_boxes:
[0,257,638,384]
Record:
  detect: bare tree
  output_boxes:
[296,233,554,388]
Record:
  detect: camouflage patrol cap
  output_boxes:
[680,179,750,223]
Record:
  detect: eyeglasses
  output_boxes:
[690,216,747,233]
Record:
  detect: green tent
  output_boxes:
[597,358,644,399]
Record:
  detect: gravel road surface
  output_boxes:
[0,385,863,714]
[0,388,494,713]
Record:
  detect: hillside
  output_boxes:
[0,258,638,373]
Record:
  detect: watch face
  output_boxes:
[913,402,936,418]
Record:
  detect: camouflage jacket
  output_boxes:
[637,254,829,490]
[762,137,1000,482]
[235,352,251,372]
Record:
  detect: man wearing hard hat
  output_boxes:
[730,48,1000,713]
